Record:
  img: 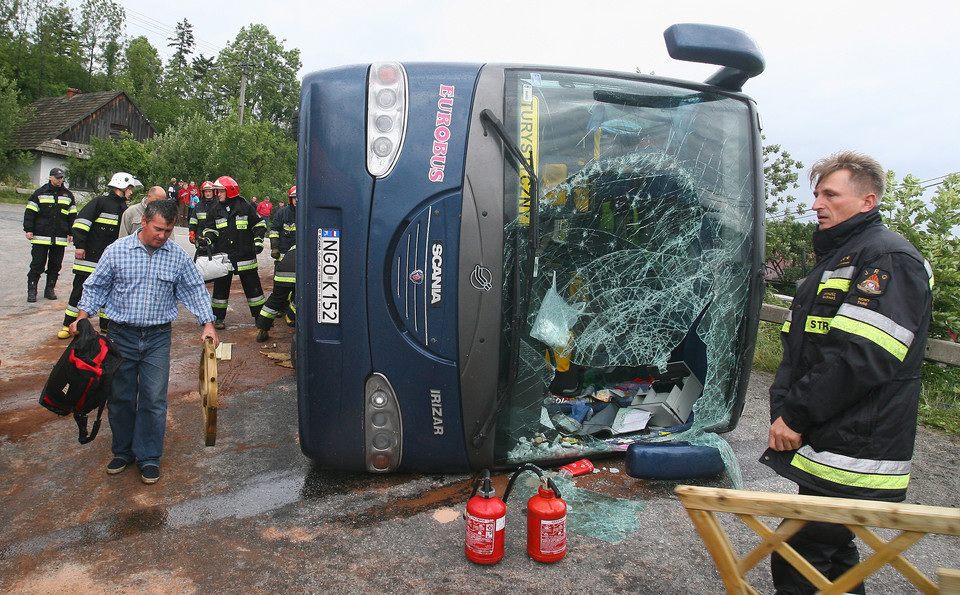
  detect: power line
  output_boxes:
[124,8,223,58]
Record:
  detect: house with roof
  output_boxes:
[10,89,155,189]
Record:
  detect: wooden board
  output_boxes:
[200,337,218,446]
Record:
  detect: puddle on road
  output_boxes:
[0,466,647,560]
[0,471,305,561]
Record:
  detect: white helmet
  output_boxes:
[107,172,142,189]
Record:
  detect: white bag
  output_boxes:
[530,273,586,350]
[194,250,233,281]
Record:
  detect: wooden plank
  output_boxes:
[675,486,960,536]
[759,303,960,366]
[684,508,754,595]
[852,526,937,594]
[939,568,960,594]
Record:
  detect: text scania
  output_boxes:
[430,240,443,307]
[431,389,444,435]
[428,85,455,182]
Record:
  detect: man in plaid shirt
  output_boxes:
[69,198,218,485]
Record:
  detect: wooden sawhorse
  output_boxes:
[675,485,960,594]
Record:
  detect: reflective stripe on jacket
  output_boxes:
[72,192,127,263]
[24,183,76,245]
[199,195,266,265]
[269,204,296,253]
[761,208,933,502]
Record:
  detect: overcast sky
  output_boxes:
[117,0,960,214]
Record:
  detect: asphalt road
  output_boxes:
[0,200,957,593]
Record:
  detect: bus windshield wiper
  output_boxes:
[593,89,719,109]
[473,109,540,449]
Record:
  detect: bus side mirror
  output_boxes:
[663,24,765,92]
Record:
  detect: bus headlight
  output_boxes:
[366,62,407,178]
[364,373,402,472]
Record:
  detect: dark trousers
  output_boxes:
[28,244,65,282]
[211,268,265,322]
[771,486,866,595]
[63,270,109,332]
[255,282,294,330]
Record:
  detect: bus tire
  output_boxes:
[625,442,725,480]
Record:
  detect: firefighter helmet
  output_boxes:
[107,172,142,189]
[214,176,239,198]
[288,186,297,199]
[201,180,214,191]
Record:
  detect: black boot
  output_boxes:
[44,277,57,300]
[27,280,38,303]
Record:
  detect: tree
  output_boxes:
[148,111,296,200]
[0,70,32,181]
[763,141,812,294]
[116,35,168,127]
[66,131,151,194]
[120,35,161,100]
[31,0,83,99]
[881,172,960,339]
[210,24,301,127]
[190,52,216,116]
[77,0,124,90]
[164,18,194,100]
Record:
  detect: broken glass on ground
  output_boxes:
[509,473,646,544]
[492,71,758,487]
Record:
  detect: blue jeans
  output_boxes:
[108,323,172,468]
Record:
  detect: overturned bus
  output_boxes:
[295,24,767,473]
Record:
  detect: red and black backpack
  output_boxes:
[40,318,121,444]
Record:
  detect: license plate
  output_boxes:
[318,229,340,324]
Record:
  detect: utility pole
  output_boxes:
[238,63,252,125]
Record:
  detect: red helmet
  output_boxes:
[201,180,214,191]
[215,175,239,198]
[288,186,297,199]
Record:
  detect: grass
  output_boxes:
[0,188,27,204]
[752,320,960,436]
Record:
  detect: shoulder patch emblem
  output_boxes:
[856,268,889,296]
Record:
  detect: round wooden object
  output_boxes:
[199,337,218,446]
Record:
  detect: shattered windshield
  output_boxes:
[493,70,758,473]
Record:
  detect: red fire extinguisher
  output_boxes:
[526,476,567,563]
[464,470,506,564]
[501,464,568,563]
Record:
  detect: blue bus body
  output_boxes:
[297,26,766,473]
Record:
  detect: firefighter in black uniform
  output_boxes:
[197,175,266,329]
[60,172,139,338]
[24,167,76,302]
[255,244,296,342]
[188,180,217,249]
[268,185,297,259]
[761,151,933,595]
[256,185,298,342]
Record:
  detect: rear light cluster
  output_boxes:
[366,62,408,178]
[364,373,402,472]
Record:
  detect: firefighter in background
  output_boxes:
[255,244,296,343]
[189,180,217,248]
[24,167,76,302]
[60,171,140,338]
[269,185,297,259]
[197,175,266,329]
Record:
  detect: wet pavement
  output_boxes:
[1,201,958,593]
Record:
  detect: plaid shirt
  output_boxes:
[79,232,215,327]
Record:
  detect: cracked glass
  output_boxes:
[492,70,757,483]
